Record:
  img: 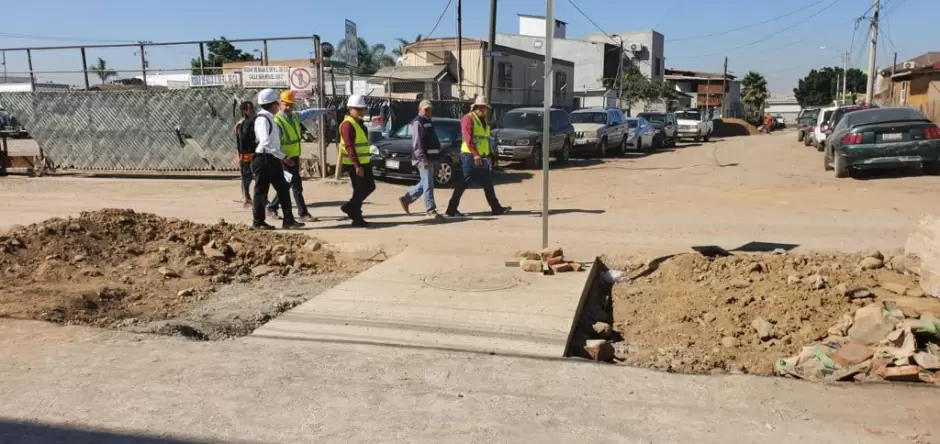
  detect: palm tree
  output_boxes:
[334,37,396,75]
[392,34,424,58]
[741,71,770,119]
[88,58,117,84]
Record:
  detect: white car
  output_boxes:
[674,110,712,142]
[811,107,837,152]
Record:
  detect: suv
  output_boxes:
[493,107,575,168]
[569,108,628,157]
[796,108,820,142]
[811,107,837,151]
[674,109,713,142]
[637,112,678,148]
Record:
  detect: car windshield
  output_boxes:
[625,119,639,128]
[802,109,820,119]
[830,106,873,126]
[391,120,461,143]
[675,111,701,121]
[844,108,927,128]
[569,112,607,124]
[638,113,666,124]
[500,111,542,131]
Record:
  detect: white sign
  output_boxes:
[289,67,313,99]
[345,19,358,68]
[189,74,241,88]
[242,66,290,89]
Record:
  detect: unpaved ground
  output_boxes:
[0,209,366,339]
[609,250,940,377]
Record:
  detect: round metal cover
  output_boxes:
[423,272,519,292]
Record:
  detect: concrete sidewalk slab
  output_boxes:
[250,249,588,358]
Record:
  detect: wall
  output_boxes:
[584,30,664,82]
[401,39,484,100]
[495,33,609,92]
[518,16,567,39]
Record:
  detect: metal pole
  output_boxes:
[484,0,497,119]
[841,51,848,101]
[721,57,728,117]
[1,50,6,82]
[890,52,897,104]
[616,37,624,109]
[199,42,206,75]
[139,43,148,88]
[457,0,463,99]
[80,47,90,89]
[263,40,269,66]
[541,0,554,249]
[314,36,327,180]
[26,49,35,90]
[865,0,879,104]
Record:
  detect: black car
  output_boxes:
[796,108,819,143]
[371,118,464,187]
[637,112,678,148]
[492,107,574,168]
[825,107,940,178]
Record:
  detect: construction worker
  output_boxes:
[398,100,443,219]
[338,94,375,227]
[250,88,304,230]
[235,101,256,208]
[266,90,331,222]
[445,95,511,217]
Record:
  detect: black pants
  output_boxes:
[240,162,253,201]
[446,153,501,214]
[266,156,309,216]
[341,163,376,220]
[251,154,295,226]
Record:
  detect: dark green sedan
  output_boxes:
[824,107,940,178]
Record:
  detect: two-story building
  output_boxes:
[875,51,940,123]
[664,68,741,117]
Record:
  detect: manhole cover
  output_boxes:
[423,273,519,292]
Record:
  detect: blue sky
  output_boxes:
[1,0,935,91]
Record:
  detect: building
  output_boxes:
[496,14,664,110]
[875,51,940,123]
[371,65,456,100]
[664,68,741,117]
[398,37,575,108]
[765,93,801,123]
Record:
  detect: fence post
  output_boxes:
[199,42,206,75]
[26,49,35,90]
[139,42,148,88]
[262,40,269,66]
[314,35,327,179]
[80,47,90,89]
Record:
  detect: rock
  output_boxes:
[829,341,874,367]
[550,262,574,273]
[202,243,228,261]
[879,365,921,382]
[827,313,855,336]
[751,317,774,340]
[859,257,884,270]
[883,301,905,320]
[848,303,898,345]
[177,288,195,297]
[863,249,884,261]
[835,283,849,295]
[73,254,87,262]
[67,223,83,232]
[721,336,737,348]
[829,359,873,382]
[913,352,940,370]
[744,262,763,273]
[272,244,288,254]
[157,267,180,278]
[906,288,925,298]
[584,339,614,361]
[251,265,276,277]
[519,259,541,273]
[540,247,564,260]
[729,278,751,289]
[276,254,294,266]
[787,275,801,286]
[805,275,827,290]
[846,287,874,299]
[302,240,323,253]
[772,248,787,255]
[702,312,717,323]
[592,322,612,338]
[881,282,908,295]
[514,250,541,261]
[905,214,940,297]
[546,256,566,266]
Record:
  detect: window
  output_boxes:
[900,81,908,104]
[551,110,571,129]
[653,57,661,78]
[497,62,513,89]
[554,71,567,93]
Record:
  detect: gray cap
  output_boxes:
[418,100,433,110]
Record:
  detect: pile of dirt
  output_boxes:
[0,209,352,338]
[713,118,760,137]
[608,250,940,377]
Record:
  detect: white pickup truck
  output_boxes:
[674,109,713,142]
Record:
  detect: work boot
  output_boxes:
[252,222,276,230]
[426,210,443,220]
[491,206,512,216]
[297,214,318,223]
[282,220,306,230]
[445,210,466,218]
[350,218,370,228]
[398,196,411,215]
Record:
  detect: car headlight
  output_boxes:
[516,139,530,146]
[369,145,380,155]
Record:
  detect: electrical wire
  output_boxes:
[668,0,828,42]
[565,0,651,67]
[0,32,136,44]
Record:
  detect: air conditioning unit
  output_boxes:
[627,43,644,53]
[903,61,917,69]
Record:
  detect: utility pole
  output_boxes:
[841,51,848,101]
[484,0,497,120]
[721,57,728,117]
[865,0,879,104]
[541,0,554,249]
[890,52,897,103]
[457,0,463,99]
[616,37,624,109]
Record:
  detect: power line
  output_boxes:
[564,0,651,67]
[0,32,136,44]
[668,0,827,42]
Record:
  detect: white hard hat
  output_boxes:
[257,88,279,106]
[346,94,367,109]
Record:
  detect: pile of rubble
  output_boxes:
[512,247,585,274]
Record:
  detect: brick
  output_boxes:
[540,247,564,260]
[584,339,614,361]
[550,262,574,273]
[913,352,940,370]
[546,256,566,266]
[519,259,542,273]
[880,365,921,382]
[830,341,874,367]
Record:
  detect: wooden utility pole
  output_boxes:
[721,57,728,117]
[457,0,463,99]
[865,0,879,104]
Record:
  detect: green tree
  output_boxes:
[612,67,665,110]
[741,71,770,119]
[793,67,867,107]
[334,37,396,75]
[190,37,257,75]
[88,58,117,84]
[392,34,423,58]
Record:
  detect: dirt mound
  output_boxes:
[0,209,346,338]
[609,250,940,376]
[713,118,760,137]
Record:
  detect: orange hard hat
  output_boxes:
[279,90,295,104]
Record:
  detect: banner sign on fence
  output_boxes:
[189,74,241,88]
[289,67,313,99]
[242,66,290,89]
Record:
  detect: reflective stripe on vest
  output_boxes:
[460,113,490,156]
[340,115,372,165]
[274,113,302,157]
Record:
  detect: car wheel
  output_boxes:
[803,135,812,147]
[823,146,834,171]
[694,133,701,143]
[619,136,628,157]
[815,140,824,152]
[556,140,571,163]
[526,145,543,169]
[834,153,850,178]
[923,161,940,175]
[596,138,607,158]
[797,131,804,142]
[434,158,457,186]
[703,133,710,143]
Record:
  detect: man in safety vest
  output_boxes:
[265,90,331,222]
[444,95,511,217]
[250,88,304,230]
[338,94,376,228]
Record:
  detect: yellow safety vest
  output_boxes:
[274,113,302,158]
[460,113,491,156]
[340,115,372,165]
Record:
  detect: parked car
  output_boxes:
[824,107,940,178]
[811,107,837,151]
[624,117,657,152]
[637,112,678,148]
[674,109,712,142]
[492,107,574,168]
[569,107,628,157]
[371,117,464,186]
[796,108,820,142]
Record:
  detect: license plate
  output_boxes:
[385,159,400,169]
[882,133,902,141]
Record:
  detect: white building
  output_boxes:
[765,92,801,123]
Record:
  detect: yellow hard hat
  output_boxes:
[279,90,295,104]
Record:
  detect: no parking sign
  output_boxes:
[289,67,313,99]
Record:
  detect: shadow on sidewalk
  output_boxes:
[0,419,251,444]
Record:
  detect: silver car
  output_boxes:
[624,117,656,152]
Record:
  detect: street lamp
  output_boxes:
[820,46,848,101]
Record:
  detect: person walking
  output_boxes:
[444,96,511,217]
[338,94,376,228]
[250,88,304,230]
[235,101,256,208]
[265,90,331,222]
[398,100,443,219]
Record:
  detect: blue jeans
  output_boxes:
[446,153,501,214]
[402,162,436,212]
